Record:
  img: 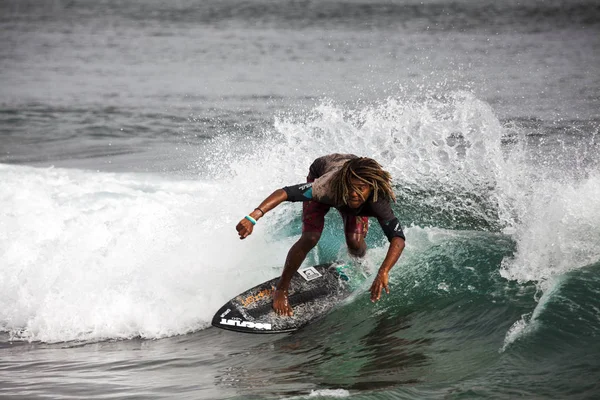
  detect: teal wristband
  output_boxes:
[245,215,257,225]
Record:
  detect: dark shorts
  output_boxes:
[301,177,369,236]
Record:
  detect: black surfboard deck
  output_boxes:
[211,262,353,334]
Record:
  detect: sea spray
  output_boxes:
[271,92,525,231]
[500,173,600,285]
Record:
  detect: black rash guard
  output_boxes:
[283,182,405,242]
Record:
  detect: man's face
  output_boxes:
[347,177,372,209]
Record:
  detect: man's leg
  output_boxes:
[279,231,321,285]
[345,232,367,257]
[342,214,369,258]
[273,198,329,315]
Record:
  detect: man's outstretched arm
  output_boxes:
[236,189,288,239]
[370,236,405,302]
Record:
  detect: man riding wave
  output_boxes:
[236,154,405,316]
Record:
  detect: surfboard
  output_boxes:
[211,262,354,334]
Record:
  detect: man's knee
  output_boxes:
[345,233,366,256]
[298,232,321,250]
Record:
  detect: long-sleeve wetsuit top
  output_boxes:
[282,153,405,241]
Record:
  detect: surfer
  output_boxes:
[236,154,405,316]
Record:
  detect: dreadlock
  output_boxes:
[331,157,396,206]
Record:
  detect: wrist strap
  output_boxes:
[245,215,257,225]
[254,207,265,217]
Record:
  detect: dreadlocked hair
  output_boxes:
[331,157,396,206]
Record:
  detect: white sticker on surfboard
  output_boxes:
[298,266,322,281]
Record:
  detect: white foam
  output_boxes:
[501,315,531,352]
[501,276,565,352]
[308,389,350,398]
[0,164,288,342]
[500,173,600,284]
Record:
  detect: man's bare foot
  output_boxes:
[272,288,293,316]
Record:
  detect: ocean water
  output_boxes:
[1,0,600,398]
